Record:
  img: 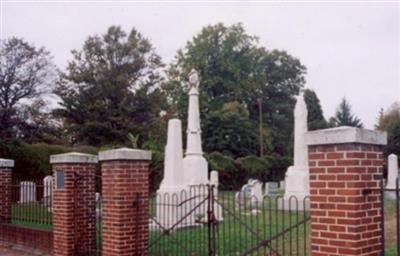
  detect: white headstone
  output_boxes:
[279,180,285,190]
[210,170,218,195]
[249,179,263,205]
[43,176,53,210]
[235,179,263,209]
[20,181,36,203]
[210,170,223,220]
[265,182,279,196]
[387,154,399,189]
[96,192,101,203]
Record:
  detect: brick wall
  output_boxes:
[309,143,383,256]
[50,153,97,256]
[99,148,151,256]
[0,224,53,255]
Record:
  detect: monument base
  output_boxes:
[155,185,223,230]
[278,166,310,211]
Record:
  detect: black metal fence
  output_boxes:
[364,178,400,255]
[148,185,310,255]
[11,179,53,229]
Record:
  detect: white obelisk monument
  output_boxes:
[282,94,309,210]
[183,69,209,185]
[156,119,185,228]
[158,119,185,191]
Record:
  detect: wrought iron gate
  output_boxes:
[148,185,310,255]
[364,178,400,255]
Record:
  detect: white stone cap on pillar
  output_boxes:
[50,152,98,164]
[98,147,152,161]
[0,158,14,168]
[306,126,387,146]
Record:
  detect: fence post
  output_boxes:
[0,158,14,223]
[99,148,151,256]
[50,152,97,256]
[306,127,387,256]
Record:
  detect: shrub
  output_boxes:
[0,140,97,181]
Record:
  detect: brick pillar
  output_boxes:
[50,152,97,256]
[0,159,14,223]
[306,127,387,256]
[99,148,151,256]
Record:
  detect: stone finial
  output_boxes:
[0,158,14,168]
[188,69,200,89]
[50,152,98,164]
[99,147,151,161]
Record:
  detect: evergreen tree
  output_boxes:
[54,26,167,146]
[303,89,327,130]
[332,97,363,128]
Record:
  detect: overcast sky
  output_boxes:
[1,1,399,129]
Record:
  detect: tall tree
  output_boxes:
[376,102,400,155]
[163,23,306,157]
[0,37,56,140]
[202,101,260,157]
[331,97,363,128]
[54,26,166,146]
[303,89,327,130]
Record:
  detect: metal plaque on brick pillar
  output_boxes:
[55,170,64,189]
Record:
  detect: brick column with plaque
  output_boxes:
[50,152,97,256]
[0,158,14,223]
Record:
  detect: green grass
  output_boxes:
[384,196,399,256]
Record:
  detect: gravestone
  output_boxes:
[279,180,285,190]
[249,179,263,206]
[95,192,101,220]
[386,154,399,199]
[265,182,279,196]
[235,184,252,207]
[43,176,53,211]
[235,179,263,209]
[20,181,36,203]
[210,170,223,221]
